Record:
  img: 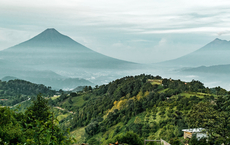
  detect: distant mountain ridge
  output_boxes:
[198,38,230,51]
[160,38,230,67]
[0,28,137,89]
[0,69,94,90]
[0,28,134,69]
[14,28,88,50]
[183,64,230,74]
[1,76,18,82]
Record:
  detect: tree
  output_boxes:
[85,121,99,136]
[169,137,181,145]
[25,94,51,123]
[0,94,76,145]
[186,98,230,145]
[22,94,76,144]
[188,135,209,145]
[88,137,99,145]
[134,116,142,124]
[88,86,93,91]
[83,86,88,92]
[0,107,24,143]
[146,142,158,145]
[113,131,143,145]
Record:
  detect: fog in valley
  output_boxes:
[1,28,230,91]
[1,1,230,91]
[2,1,230,145]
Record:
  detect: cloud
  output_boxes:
[153,38,172,54]
[1,0,230,35]
[0,27,36,50]
[1,0,230,63]
[0,32,8,42]
[111,42,124,48]
[217,30,230,36]
[158,38,167,46]
[140,27,230,35]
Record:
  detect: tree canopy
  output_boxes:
[187,96,230,144]
[0,94,75,145]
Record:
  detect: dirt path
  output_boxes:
[12,98,31,108]
[1,98,31,108]
[54,106,75,114]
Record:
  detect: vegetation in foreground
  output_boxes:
[1,74,230,145]
[0,94,75,145]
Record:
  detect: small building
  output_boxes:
[182,128,207,140]
[109,141,124,145]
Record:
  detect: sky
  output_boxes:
[1,0,230,63]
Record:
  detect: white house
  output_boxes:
[182,128,207,140]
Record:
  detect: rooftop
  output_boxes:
[182,128,205,133]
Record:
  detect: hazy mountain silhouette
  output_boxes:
[2,76,18,82]
[0,28,134,70]
[0,28,137,89]
[0,65,94,90]
[160,38,230,67]
[183,64,230,74]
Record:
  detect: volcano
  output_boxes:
[0,28,134,70]
[160,38,230,67]
[0,28,137,89]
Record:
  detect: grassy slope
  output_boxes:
[71,127,86,144]
[51,107,71,122]
[173,92,216,99]
[56,79,219,144]
[51,95,60,100]
[58,93,95,111]
[148,79,162,85]
[12,99,32,112]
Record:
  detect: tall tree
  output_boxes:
[22,94,75,144]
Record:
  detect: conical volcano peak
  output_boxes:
[0,28,134,73]
[42,28,61,35]
[209,38,229,45]
[36,28,64,39]
[20,28,79,46]
[214,38,222,41]
[46,28,57,31]
[6,28,89,51]
[212,38,226,42]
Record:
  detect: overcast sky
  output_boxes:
[1,0,230,63]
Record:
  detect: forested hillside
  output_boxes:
[0,79,56,106]
[50,74,230,145]
[0,94,75,144]
[1,74,229,144]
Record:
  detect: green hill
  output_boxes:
[2,74,229,144]
[49,74,228,144]
[0,79,56,106]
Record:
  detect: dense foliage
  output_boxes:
[0,94,75,145]
[0,79,56,106]
[2,74,230,144]
[51,74,230,144]
[187,96,230,144]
